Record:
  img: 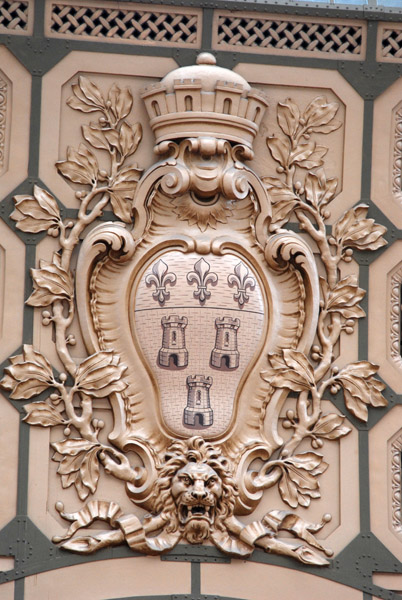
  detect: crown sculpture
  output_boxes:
[2,53,388,565]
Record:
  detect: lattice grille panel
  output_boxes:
[0,1,29,31]
[216,15,364,57]
[381,28,402,60]
[50,3,199,46]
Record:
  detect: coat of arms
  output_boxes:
[2,53,388,565]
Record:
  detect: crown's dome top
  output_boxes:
[161,52,251,93]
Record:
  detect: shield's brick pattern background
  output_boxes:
[134,251,265,437]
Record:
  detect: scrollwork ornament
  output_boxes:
[0,59,389,567]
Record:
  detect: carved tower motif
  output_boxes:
[158,315,188,368]
[211,317,240,369]
[183,375,213,427]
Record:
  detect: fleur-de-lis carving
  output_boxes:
[145,259,176,305]
[228,262,256,307]
[187,258,218,304]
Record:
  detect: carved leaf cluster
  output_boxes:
[73,351,128,398]
[57,145,99,186]
[58,76,143,224]
[332,362,387,421]
[267,96,340,172]
[11,185,61,234]
[278,452,328,508]
[320,276,365,319]
[262,349,316,392]
[52,438,101,500]
[310,414,351,441]
[0,345,55,399]
[23,401,66,427]
[331,205,387,252]
[304,171,337,213]
[27,253,73,308]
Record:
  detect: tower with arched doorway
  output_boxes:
[211,316,240,369]
[183,375,213,427]
[158,315,188,368]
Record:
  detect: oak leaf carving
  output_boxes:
[108,165,143,222]
[332,205,387,252]
[262,179,299,228]
[277,99,300,138]
[302,96,341,134]
[108,83,133,121]
[11,185,61,233]
[262,349,315,392]
[120,122,142,158]
[332,361,387,421]
[67,76,105,114]
[23,401,66,427]
[311,413,351,440]
[278,453,328,508]
[320,276,365,319]
[52,439,101,500]
[304,171,337,210]
[74,351,128,398]
[266,136,290,168]
[291,145,328,170]
[56,144,99,186]
[0,345,55,399]
[82,124,110,151]
[27,253,73,307]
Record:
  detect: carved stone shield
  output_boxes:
[135,251,264,438]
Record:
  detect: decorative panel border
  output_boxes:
[212,11,366,61]
[370,406,402,562]
[377,22,402,62]
[45,0,202,47]
[0,75,7,175]
[0,0,33,35]
[391,432,402,535]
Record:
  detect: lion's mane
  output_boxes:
[152,436,237,534]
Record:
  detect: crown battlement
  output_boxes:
[215,317,240,329]
[141,53,268,151]
[186,374,213,387]
[161,315,188,327]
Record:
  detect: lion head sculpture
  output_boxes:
[151,436,238,544]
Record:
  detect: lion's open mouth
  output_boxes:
[179,504,213,524]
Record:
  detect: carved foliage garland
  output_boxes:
[1,63,388,565]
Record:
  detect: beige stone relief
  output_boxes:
[0,0,32,35]
[2,53,388,567]
[369,241,402,394]
[0,74,7,175]
[0,46,31,198]
[390,431,402,535]
[389,265,402,368]
[370,406,402,562]
[213,10,366,61]
[44,0,202,48]
[392,103,402,199]
[372,78,402,228]
[377,22,402,63]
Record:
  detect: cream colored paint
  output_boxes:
[0,46,31,197]
[372,77,402,227]
[0,395,18,530]
[369,240,402,393]
[201,561,363,599]
[24,557,191,599]
[370,405,402,562]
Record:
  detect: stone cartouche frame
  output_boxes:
[1,53,388,565]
